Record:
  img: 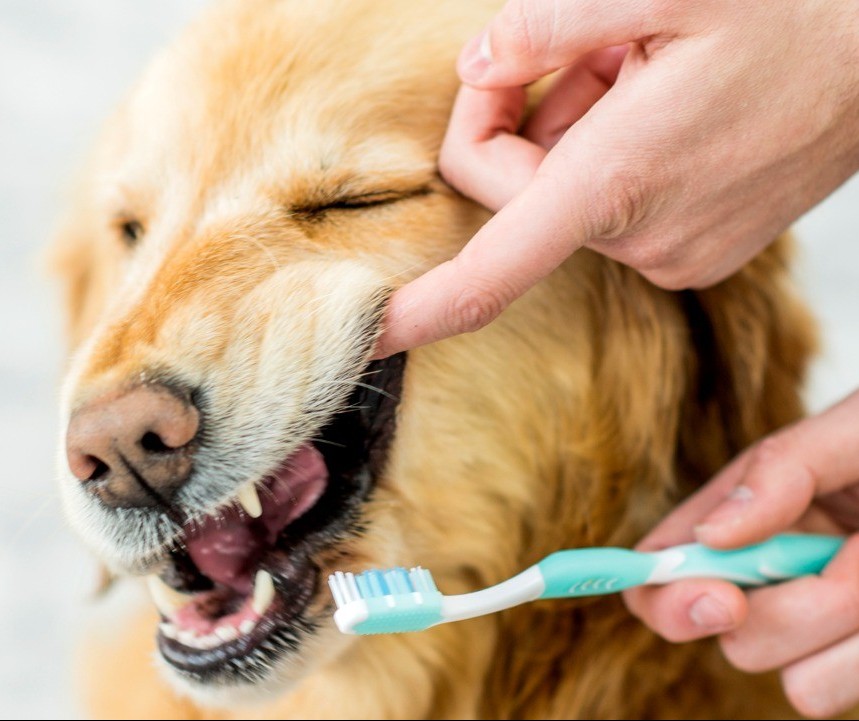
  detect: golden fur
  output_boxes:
[52,0,823,718]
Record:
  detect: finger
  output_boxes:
[695,389,859,549]
[634,451,754,552]
[623,580,747,642]
[458,0,672,86]
[781,634,859,719]
[377,52,680,357]
[717,535,859,673]
[439,84,546,211]
[374,168,584,356]
[440,47,628,212]
[523,46,628,150]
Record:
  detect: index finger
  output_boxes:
[463,0,671,88]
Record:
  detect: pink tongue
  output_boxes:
[185,444,328,592]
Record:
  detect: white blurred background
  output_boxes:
[0,2,856,718]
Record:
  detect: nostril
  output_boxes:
[141,431,171,453]
[86,456,110,483]
[68,448,110,483]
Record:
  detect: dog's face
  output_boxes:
[55,0,497,702]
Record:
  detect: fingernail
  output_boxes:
[728,485,755,503]
[689,595,734,631]
[697,485,755,532]
[459,30,492,83]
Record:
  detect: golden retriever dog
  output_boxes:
[53,0,822,718]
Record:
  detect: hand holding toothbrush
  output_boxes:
[625,390,859,719]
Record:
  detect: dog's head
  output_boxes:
[55,0,499,701]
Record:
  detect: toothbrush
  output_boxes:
[328,534,843,635]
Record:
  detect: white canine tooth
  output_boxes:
[252,570,276,616]
[159,623,178,640]
[146,575,192,619]
[237,481,262,518]
[215,625,238,643]
[239,619,256,635]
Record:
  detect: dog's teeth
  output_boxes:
[159,622,178,640]
[198,633,220,650]
[177,630,198,647]
[239,619,256,635]
[252,569,276,615]
[237,481,263,518]
[215,625,238,643]
[146,575,192,619]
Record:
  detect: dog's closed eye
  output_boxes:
[291,186,431,221]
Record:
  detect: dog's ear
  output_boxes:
[676,235,817,488]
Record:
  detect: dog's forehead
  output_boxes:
[108,0,484,198]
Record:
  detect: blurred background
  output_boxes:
[0,1,856,718]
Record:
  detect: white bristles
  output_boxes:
[345,572,361,602]
[328,573,347,608]
[328,567,438,609]
[328,571,363,609]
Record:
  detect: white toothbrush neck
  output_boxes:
[440,566,545,624]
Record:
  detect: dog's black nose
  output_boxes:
[66,384,199,508]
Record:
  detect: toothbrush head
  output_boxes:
[328,567,444,635]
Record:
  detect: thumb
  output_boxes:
[373,161,586,357]
[459,0,670,87]
[375,55,671,357]
[695,390,859,549]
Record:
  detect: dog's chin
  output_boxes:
[156,645,305,709]
[70,354,406,697]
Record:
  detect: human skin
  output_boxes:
[373,1,859,716]
[375,0,859,358]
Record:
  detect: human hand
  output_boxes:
[624,390,859,718]
[374,0,859,358]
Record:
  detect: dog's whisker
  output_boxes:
[226,233,283,273]
[309,437,348,449]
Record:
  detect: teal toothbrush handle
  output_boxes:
[537,534,844,599]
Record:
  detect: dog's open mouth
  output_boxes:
[147,354,406,684]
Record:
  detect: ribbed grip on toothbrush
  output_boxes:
[646,534,844,586]
[537,548,657,598]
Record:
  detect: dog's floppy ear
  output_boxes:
[676,235,817,488]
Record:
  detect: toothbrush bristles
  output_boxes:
[327,566,438,608]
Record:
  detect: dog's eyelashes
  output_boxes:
[119,219,145,247]
[322,192,411,211]
[291,187,432,220]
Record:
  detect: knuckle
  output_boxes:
[745,433,817,490]
[838,581,859,621]
[445,283,508,335]
[718,634,768,673]
[592,163,656,241]
[659,625,693,644]
[749,435,792,468]
[639,264,699,291]
[438,143,465,189]
[782,668,834,719]
[621,591,646,621]
[494,0,545,62]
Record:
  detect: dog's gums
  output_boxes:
[142,354,405,685]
